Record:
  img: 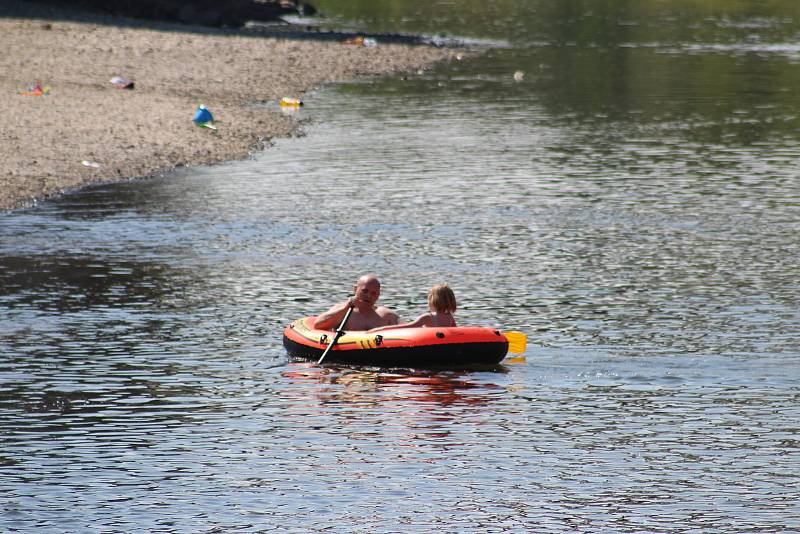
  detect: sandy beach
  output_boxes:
[0,2,459,211]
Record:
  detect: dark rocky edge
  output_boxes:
[9,0,460,47]
[20,0,316,27]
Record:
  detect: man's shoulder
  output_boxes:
[375,306,399,325]
[375,305,396,316]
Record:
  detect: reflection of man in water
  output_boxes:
[313,274,399,331]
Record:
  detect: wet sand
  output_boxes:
[1,3,459,210]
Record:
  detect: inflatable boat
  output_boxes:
[283,316,510,368]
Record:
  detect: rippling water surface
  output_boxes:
[2,1,800,531]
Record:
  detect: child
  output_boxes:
[369,284,457,331]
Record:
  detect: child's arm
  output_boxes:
[368,313,431,332]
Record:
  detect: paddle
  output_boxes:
[317,305,354,365]
[503,331,527,354]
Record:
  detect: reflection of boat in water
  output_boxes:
[283,316,508,368]
[282,362,503,407]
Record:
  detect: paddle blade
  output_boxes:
[504,331,527,354]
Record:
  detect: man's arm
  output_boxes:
[313,299,352,330]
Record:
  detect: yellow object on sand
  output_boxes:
[280,97,303,107]
[342,36,365,46]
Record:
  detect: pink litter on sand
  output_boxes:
[19,84,49,96]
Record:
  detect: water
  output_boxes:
[2,1,800,531]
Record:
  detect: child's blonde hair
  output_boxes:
[428,284,457,314]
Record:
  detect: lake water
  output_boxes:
[2,1,800,531]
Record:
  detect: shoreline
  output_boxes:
[1,3,461,211]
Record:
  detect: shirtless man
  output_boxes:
[313,275,399,331]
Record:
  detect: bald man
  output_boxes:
[313,274,399,331]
